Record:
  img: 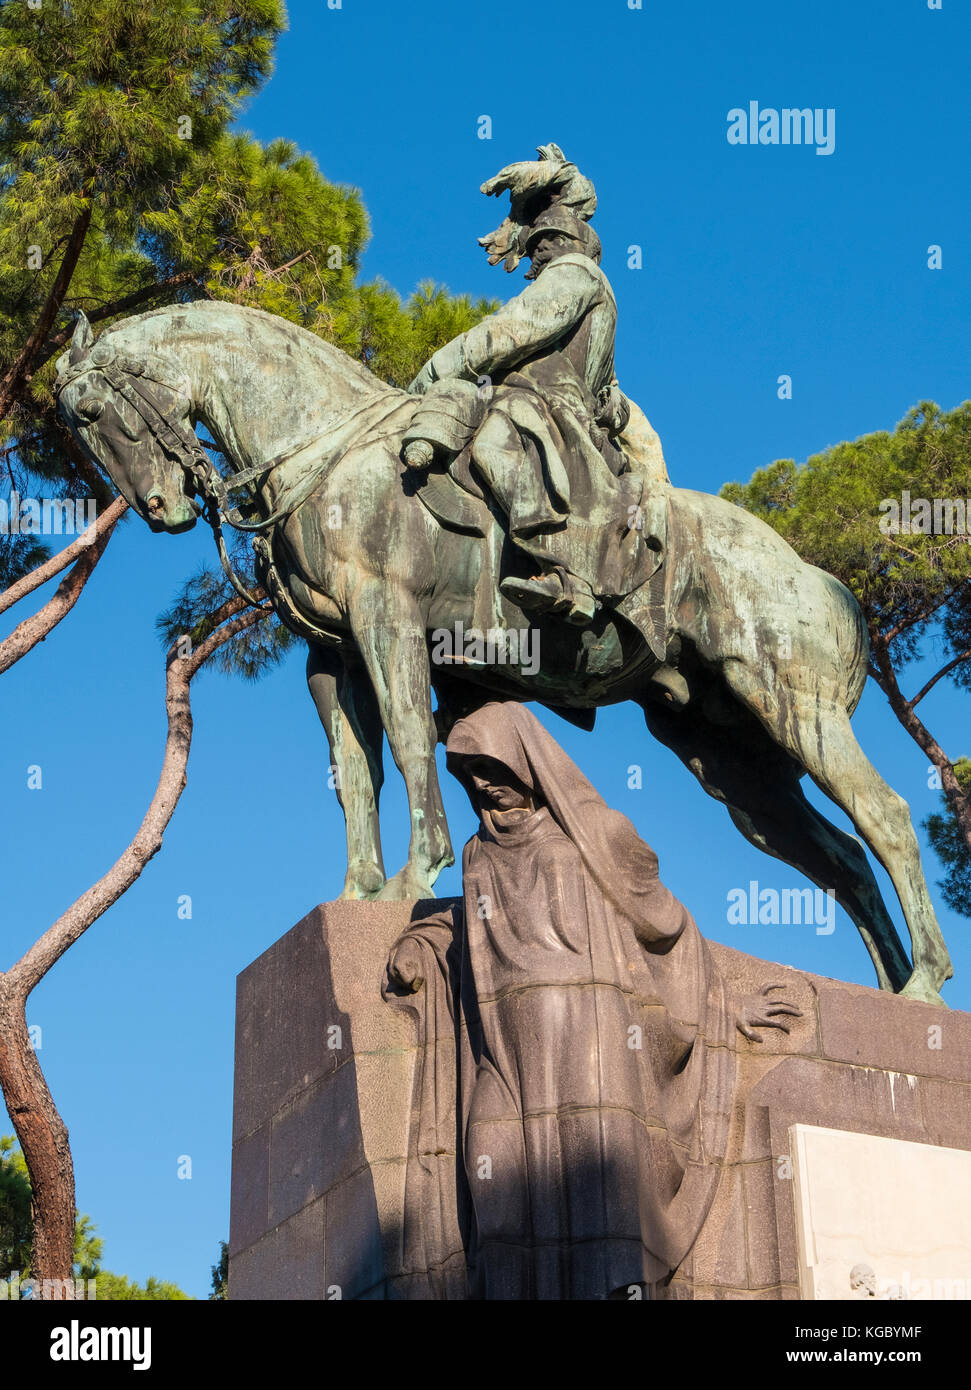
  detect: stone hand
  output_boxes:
[736,982,802,1042]
[387,938,425,993]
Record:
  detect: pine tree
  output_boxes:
[0,0,496,1291]
[925,759,971,918]
[722,401,971,875]
[1,0,282,494]
[1,0,494,582]
[2,1136,189,1298]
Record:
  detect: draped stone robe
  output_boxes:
[387,703,737,1300]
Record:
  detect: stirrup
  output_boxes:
[564,584,596,626]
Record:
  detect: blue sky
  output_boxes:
[3,0,970,1297]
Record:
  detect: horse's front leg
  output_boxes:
[306,641,386,899]
[348,581,453,900]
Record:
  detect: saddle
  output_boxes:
[406,434,669,665]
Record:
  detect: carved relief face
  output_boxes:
[461,756,534,814]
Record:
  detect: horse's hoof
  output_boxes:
[898,972,948,1007]
[339,862,386,900]
[375,869,435,902]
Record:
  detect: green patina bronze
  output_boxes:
[55,144,952,1004]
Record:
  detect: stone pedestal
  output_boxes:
[228,900,971,1300]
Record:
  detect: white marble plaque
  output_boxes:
[790,1122,971,1300]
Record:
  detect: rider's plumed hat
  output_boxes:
[477,142,597,274]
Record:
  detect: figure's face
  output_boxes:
[462,756,533,812]
[525,233,569,279]
[849,1265,876,1296]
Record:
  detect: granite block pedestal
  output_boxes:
[228,901,971,1300]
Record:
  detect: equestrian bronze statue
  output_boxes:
[55,143,953,1005]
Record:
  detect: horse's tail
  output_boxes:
[828,573,870,716]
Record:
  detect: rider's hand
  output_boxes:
[407,360,437,396]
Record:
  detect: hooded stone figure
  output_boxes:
[385,703,799,1300]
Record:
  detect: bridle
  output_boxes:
[57,352,311,608]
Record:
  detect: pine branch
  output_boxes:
[4,599,267,996]
[910,648,971,709]
[34,270,200,375]
[0,495,126,618]
[0,199,93,424]
[0,599,264,1290]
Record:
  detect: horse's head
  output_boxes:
[56,314,201,533]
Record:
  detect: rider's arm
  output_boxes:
[407,259,601,392]
[461,259,601,378]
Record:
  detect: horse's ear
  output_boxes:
[69,311,94,365]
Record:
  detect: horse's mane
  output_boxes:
[100,300,383,393]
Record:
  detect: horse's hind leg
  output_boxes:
[725,677,952,1003]
[642,702,912,991]
[725,792,913,991]
[307,642,386,899]
[798,706,951,1002]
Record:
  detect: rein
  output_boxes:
[59,350,407,618]
[62,356,319,607]
[102,362,284,605]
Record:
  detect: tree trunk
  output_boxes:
[871,639,971,853]
[0,985,76,1295]
[0,199,92,423]
[0,601,267,1294]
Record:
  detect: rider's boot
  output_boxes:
[499,568,597,626]
[649,664,690,706]
[500,569,570,614]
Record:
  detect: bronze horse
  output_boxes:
[56,302,952,1003]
